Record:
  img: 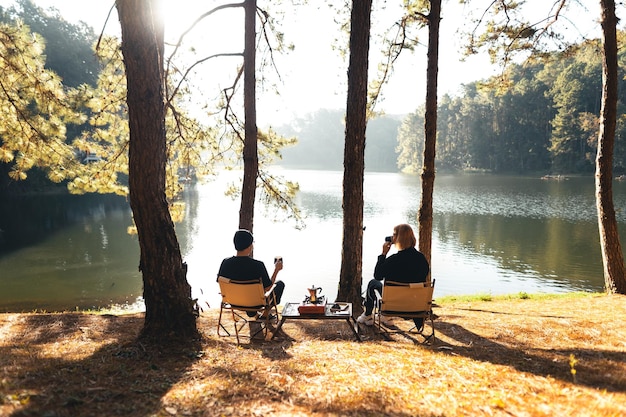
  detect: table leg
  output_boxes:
[347,317,361,342]
[271,317,287,340]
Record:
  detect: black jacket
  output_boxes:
[373,247,429,283]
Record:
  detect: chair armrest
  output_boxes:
[374,288,382,303]
[264,283,277,298]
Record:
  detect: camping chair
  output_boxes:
[217,276,279,344]
[373,279,436,344]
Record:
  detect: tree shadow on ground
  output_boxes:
[173,361,428,417]
[349,312,626,394]
[5,308,623,416]
[177,316,429,416]
[434,320,626,393]
[0,313,200,417]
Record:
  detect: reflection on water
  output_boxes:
[0,194,142,312]
[0,171,620,312]
[433,214,602,293]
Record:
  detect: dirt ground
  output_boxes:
[1,293,625,416]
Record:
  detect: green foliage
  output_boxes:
[0,21,85,183]
[4,0,99,87]
[66,36,129,196]
[223,127,304,227]
[462,0,570,67]
[0,2,302,226]
[547,47,602,173]
[65,36,231,202]
[397,34,626,175]
[396,108,425,173]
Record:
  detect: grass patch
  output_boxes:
[436,290,601,304]
[1,293,625,416]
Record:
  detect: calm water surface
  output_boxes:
[1,170,622,312]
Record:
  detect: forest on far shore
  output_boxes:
[278,34,626,176]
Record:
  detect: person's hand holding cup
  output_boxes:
[274,256,283,272]
[382,236,393,256]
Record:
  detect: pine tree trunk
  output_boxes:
[239,0,258,232]
[418,0,441,269]
[337,0,372,309]
[117,0,198,340]
[596,0,626,294]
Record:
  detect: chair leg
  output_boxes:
[261,311,277,341]
[231,310,241,345]
[217,305,231,337]
[220,305,281,344]
[373,313,436,344]
[374,312,382,332]
[248,310,265,340]
[408,314,435,344]
[260,296,279,341]
[422,313,435,344]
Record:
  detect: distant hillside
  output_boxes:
[274,109,401,172]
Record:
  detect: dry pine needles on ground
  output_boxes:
[0,293,625,416]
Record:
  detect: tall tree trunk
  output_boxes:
[337,0,371,309]
[117,0,198,340]
[596,0,626,294]
[239,0,258,232]
[418,0,441,269]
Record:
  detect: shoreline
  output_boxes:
[0,290,605,315]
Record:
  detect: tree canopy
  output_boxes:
[397,34,626,175]
[0,0,298,222]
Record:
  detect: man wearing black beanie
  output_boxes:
[217,229,285,317]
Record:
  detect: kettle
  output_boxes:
[307,285,323,303]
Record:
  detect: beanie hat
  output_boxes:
[233,229,254,251]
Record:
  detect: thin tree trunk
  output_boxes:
[117,0,198,340]
[418,0,441,270]
[239,0,257,232]
[596,0,626,294]
[337,0,372,309]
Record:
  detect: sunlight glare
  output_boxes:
[158,0,194,38]
[157,1,243,49]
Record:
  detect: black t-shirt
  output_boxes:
[217,256,272,289]
[373,247,430,283]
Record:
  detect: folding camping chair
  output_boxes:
[217,276,279,344]
[373,279,436,344]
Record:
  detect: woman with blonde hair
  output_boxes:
[357,223,429,328]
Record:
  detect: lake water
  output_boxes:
[1,170,622,312]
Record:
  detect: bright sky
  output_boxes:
[0,0,601,126]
